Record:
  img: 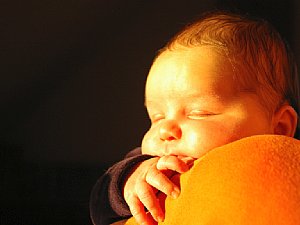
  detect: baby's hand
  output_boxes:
[123,155,194,225]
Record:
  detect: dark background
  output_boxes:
[1,0,299,224]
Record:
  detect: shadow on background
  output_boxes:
[1,0,299,224]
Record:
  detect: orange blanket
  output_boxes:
[123,135,300,225]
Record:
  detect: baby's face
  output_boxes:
[142,46,275,158]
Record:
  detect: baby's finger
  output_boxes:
[177,156,196,168]
[156,155,189,173]
[136,180,164,223]
[146,164,180,199]
[145,212,160,225]
[126,194,150,225]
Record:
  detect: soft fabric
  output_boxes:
[89,147,152,225]
[124,135,300,225]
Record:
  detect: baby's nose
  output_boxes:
[159,120,182,141]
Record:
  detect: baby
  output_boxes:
[90,11,300,225]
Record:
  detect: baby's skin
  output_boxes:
[123,46,297,225]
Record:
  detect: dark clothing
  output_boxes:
[89,148,153,225]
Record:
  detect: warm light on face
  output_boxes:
[141,46,274,158]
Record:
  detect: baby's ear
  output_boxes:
[273,104,298,137]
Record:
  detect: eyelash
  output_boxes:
[187,110,215,119]
[150,110,215,123]
[150,114,165,123]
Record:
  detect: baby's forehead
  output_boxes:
[164,45,254,78]
[146,47,249,105]
[153,46,231,71]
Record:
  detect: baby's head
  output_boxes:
[141,11,299,157]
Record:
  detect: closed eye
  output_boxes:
[150,113,165,123]
[187,110,216,119]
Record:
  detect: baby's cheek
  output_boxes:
[185,123,241,158]
[141,129,160,155]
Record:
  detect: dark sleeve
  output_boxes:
[89,147,153,225]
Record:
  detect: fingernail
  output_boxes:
[171,187,180,199]
[157,215,164,222]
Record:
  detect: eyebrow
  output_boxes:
[144,93,221,107]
